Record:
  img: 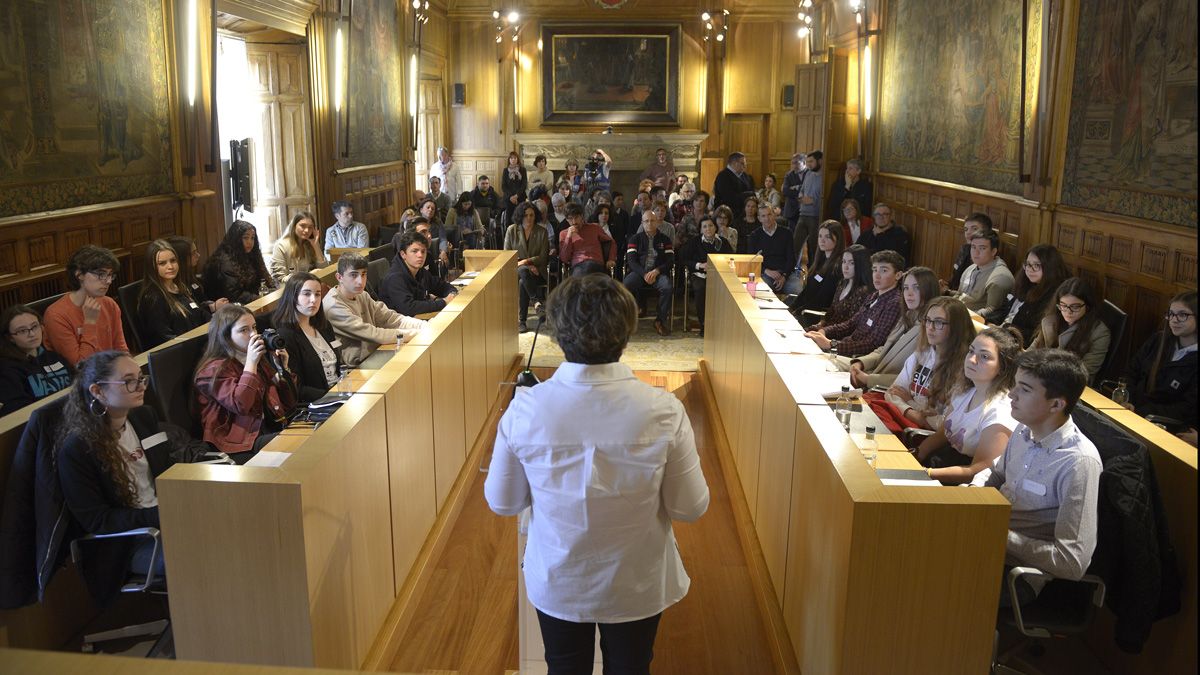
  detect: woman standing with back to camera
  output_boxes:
[485,274,709,675]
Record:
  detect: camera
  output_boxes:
[261,328,286,351]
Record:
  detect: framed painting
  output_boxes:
[541,24,681,126]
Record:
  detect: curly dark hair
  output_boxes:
[57,351,139,507]
[546,274,637,364]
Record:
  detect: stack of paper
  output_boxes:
[775,329,824,354]
[876,468,941,487]
[755,296,789,309]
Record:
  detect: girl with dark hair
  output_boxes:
[202,221,275,304]
[1030,277,1112,380]
[812,244,873,331]
[841,266,940,389]
[986,243,1070,346]
[43,245,129,366]
[269,211,324,283]
[731,195,760,254]
[502,151,528,225]
[1124,291,1197,429]
[885,296,975,430]
[166,235,229,314]
[447,192,484,249]
[917,325,1024,483]
[136,239,211,349]
[194,304,297,462]
[56,351,188,587]
[0,305,73,414]
[273,273,344,402]
[788,220,848,316]
[504,202,550,332]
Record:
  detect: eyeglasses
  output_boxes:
[1023,262,1042,271]
[1057,302,1086,313]
[1166,311,1195,322]
[88,270,117,283]
[924,318,950,330]
[8,324,40,338]
[96,375,149,392]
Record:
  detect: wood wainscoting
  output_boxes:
[334,162,410,243]
[876,172,1196,369]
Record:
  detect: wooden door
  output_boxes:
[794,63,828,159]
[824,48,861,201]
[244,42,316,246]
[415,79,444,194]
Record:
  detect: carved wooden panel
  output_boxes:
[27,235,56,269]
[276,50,306,98]
[1081,230,1105,261]
[1139,243,1167,279]
[64,229,90,255]
[1177,251,1197,286]
[0,241,16,277]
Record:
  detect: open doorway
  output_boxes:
[415,78,444,196]
[215,13,316,253]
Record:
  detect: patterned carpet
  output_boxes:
[517,314,703,372]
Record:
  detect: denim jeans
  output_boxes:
[536,609,662,675]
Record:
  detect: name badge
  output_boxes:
[1006,293,1013,300]
[1022,479,1047,496]
[141,432,168,449]
[813,274,823,282]
[330,339,343,349]
[866,318,874,327]
[1171,379,1181,389]
[953,263,960,270]
[189,301,200,309]
[43,361,66,373]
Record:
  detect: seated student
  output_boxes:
[324,253,427,367]
[380,231,458,316]
[273,273,344,402]
[747,203,796,294]
[838,199,873,246]
[56,351,192,587]
[856,203,912,265]
[806,250,905,357]
[203,221,275,304]
[986,243,1070,347]
[942,212,994,293]
[504,202,549,333]
[446,192,484,250]
[324,200,369,256]
[1124,291,1197,432]
[684,215,734,335]
[559,203,617,277]
[269,211,325,283]
[0,305,72,414]
[784,221,845,304]
[136,239,211,349]
[917,326,1022,483]
[1030,277,1111,380]
[43,245,129,367]
[884,296,974,430]
[839,266,939,390]
[949,229,1014,316]
[972,349,1101,606]
[194,305,297,463]
[166,235,229,315]
[624,208,675,336]
[806,246,888,344]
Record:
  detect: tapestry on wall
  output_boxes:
[0,0,174,218]
[345,0,404,167]
[878,0,1040,195]
[1061,0,1197,228]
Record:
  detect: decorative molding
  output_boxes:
[513,132,708,171]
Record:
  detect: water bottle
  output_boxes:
[746,272,757,299]
[259,281,270,297]
[829,342,838,366]
[863,425,878,469]
[1111,377,1132,410]
[835,386,853,432]
[728,256,736,271]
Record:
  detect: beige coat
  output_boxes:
[834,320,921,389]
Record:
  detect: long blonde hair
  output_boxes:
[282,211,321,268]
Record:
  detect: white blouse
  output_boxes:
[484,362,710,623]
[118,423,157,508]
[942,388,1017,458]
[305,330,339,387]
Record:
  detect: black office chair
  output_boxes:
[145,334,207,437]
[116,281,144,354]
[27,292,63,319]
[1094,300,1127,386]
[70,528,171,656]
[367,243,393,263]
[366,258,389,300]
[377,223,400,248]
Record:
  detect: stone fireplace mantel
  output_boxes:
[513,132,709,174]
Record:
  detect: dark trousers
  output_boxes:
[536,609,662,675]
[130,538,167,578]
[793,215,819,263]
[623,271,673,323]
[517,265,546,320]
[572,260,607,277]
[691,274,707,326]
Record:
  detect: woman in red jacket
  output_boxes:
[193,305,297,463]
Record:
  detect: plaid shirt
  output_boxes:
[823,286,903,357]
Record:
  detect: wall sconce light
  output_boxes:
[701,8,730,56]
[493,7,521,43]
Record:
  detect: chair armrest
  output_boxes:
[71,527,164,593]
[1007,566,1106,638]
[800,309,826,320]
[198,451,235,465]
[902,428,935,446]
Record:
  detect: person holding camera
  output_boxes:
[194,304,298,464]
[583,148,613,195]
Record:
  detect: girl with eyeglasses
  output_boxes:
[1030,277,1111,380]
[56,351,191,589]
[43,245,129,367]
[885,296,974,430]
[916,325,1024,484]
[0,305,73,415]
[985,244,1069,346]
[1124,291,1197,435]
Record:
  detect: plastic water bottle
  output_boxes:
[829,343,838,366]
[728,256,736,271]
[835,386,853,432]
[863,425,878,468]
[1111,377,1132,410]
[746,272,757,299]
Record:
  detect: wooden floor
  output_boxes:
[386,369,777,674]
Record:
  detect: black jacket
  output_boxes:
[0,347,73,416]
[790,262,842,313]
[985,290,1056,347]
[948,243,972,291]
[625,231,674,277]
[684,235,734,276]
[202,249,271,304]
[1126,332,1198,428]
[136,288,211,349]
[712,167,754,213]
[747,226,796,277]
[501,166,528,201]
[825,176,874,220]
[276,323,344,402]
[379,257,455,316]
[856,225,912,268]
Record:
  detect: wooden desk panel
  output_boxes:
[459,299,489,444]
[734,346,767,520]
[383,350,437,594]
[428,316,467,512]
[755,366,799,606]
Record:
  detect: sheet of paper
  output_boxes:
[245,451,290,468]
[755,296,788,309]
[804,370,855,398]
[880,478,942,487]
[458,271,480,278]
[775,329,825,354]
[755,281,772,291]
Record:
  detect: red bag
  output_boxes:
[863,391,923,435]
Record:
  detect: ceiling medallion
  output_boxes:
[592,0,632,9]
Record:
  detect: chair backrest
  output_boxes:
[367,243,393,263]
[377,224,399,249]
[1096,299,1128,384]
[366,258,389,300]
[115,281,143,354]
[145,333,208,436]
[27,293,63,319]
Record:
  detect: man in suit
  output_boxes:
[712,152,755,213]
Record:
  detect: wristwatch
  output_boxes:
[830,339,839,351]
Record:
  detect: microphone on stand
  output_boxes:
[515,319,543,388]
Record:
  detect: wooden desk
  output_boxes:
[155,251,520,669]
[1080,385,1124,411]
[702,255,1011,675]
